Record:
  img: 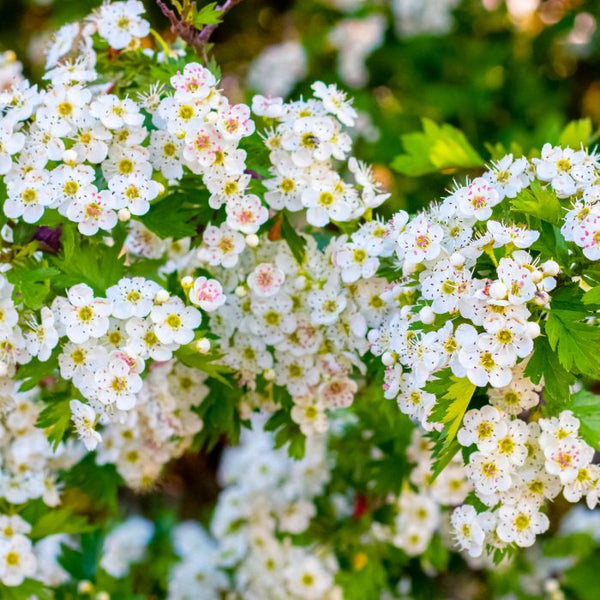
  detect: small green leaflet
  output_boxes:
[426,370,476,478]
[6,264,59,310]
[570,390,600,450]
[0,580,52,600]
[558,118,593,149]
[36,395,72,450]
[545,285,600,379]
[280,212,307,265]
[524,336,573,414]
[29,507,94,540]
[392,119,484,177]
[190,2,222,27]
[510,180,561,225]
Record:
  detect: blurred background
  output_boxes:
[1,0,600,213]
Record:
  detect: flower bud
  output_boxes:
[118,208,131,222]
[525,321,541,339]
[245,234,259,248]
[382,352,396,366]
[180,276,194,292]
[531,269,543,284]
[263,368,275,381]
[489,281,508,300]
[541,260,560,276]
[294,276,307,290]
[534,291,550,306]
[78,581,94,594]
[194,338,211,354]
[96,593,110,600]
[419,305,435,325]
[235,285,247,298]
[450,252,466,268]
[154,289,170,304]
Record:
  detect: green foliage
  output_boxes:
[6,263,59,310]
[570,390,600,450]
[190,2,222,27]
[426,370,476,478]
[50,232,126,295]
[15,348,59,392]
[36,394,72,450]
[558,118,593,148]
[545,285,600,379]
[175,345,234,385]
[524,336,574,413]
[61,453,122,514]
[510,180,562,225]
[29,507,94,540]
[0,579,52,600]
[280,212,307,265]
[392,119,484,177]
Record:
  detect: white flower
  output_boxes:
[457,405,508,453]
[291,395,329,436]
[450,505,488,558]
[106,277,160,319]
[70,400,102,450]
[189,277,226,312]
[150,298,201,345]
[247,263,285,298]
[57,284,112,344]
[96,0,150,50]
[457,177,501,221]
[0,535,37,586]
[95,354,143,411]
[23,307,59,361]
[496,502,549,547]
[66,189,118,235]
[311,81,357,126]
[467,451,512,495]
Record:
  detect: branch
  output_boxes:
[155,0,244,56]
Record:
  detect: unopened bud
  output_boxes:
[180,276,194,292]
[525,321,541,339]
[541,260,560,276]
[419,306,435,325]
[117,208,131,222]
[194,338,211,354]
[245,234,259,248]
[294,276,307,290]
[450,252,466,268]
[263,368,275,381]
[77,581,94,594]
[154,289,170,304]
[382,352,395,367]
[235,285,247,298]
[489,281,508,300]
[531,269,543,284]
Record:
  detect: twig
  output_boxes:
[155,0,244,56]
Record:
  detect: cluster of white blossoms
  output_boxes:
[374,429,471,556]
[166,417,340,599]
[2,1,600,595]
[452,405,598,557]
[361,145,600,556]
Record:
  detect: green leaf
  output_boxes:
[61,453,122,513]
[583,285,600,306]
[29,507,94,539]
[0,579,52,600]
[190,2,222,27]
[36,395,72,450]
[545,289,600,378]
[559,118,593,148]
[16,348,59,392]
[524,336,573,413]
[426,370,476,478]
[51,237,125,295]
[280,212,307,265]
[510,180,561,224]
[6,264,60,310]
[570,390,600,450]
[392,119,483,176]
[175,345,234,386]
[139,189,212,239]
